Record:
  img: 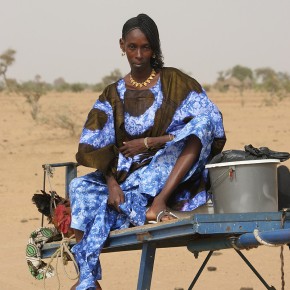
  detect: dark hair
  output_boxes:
[122,13,164,71]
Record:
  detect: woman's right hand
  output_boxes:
[119,138,147,158]
[119,135,173,158]
[106,174,125,213]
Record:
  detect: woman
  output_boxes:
[70,13,226,290]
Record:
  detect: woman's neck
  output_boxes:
[130,67,153,82]
[124,69,160,90]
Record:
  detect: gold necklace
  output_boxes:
[130,69,156,88]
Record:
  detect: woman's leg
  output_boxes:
[70,228,103,290]
[70,280,102,290]
[74,229,84,243]
[69,173,108,290]
[146,135,202,221]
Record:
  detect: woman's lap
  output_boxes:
[68,136,211,287]
[69,172,109,231]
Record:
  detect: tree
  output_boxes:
[277,72,290,94]
[53,77,70,92]
[102,69,122,86]
[0,80,4,92]
[54,113,78,137]
[255,67,280,94]
[18,75,47,120]
[217,71,225,82]
[215,66,254,94]
[229,65,253,83]
[0,49,16,88]
[93,69,123,92]
[70,83,87,92]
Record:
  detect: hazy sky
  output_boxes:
[1,0,290,84]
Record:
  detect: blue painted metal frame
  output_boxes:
[41,212,290,257]
[137,243,156,290]
[40,162,290,289]
[42,162,78,198]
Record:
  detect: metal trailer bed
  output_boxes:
[40,162,290,290]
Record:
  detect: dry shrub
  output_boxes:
[54,113,79,137]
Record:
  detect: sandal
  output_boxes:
[147,209,179,224]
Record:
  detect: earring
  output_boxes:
[152,53,156,58]
[122,51,125,56]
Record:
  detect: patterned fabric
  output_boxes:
[26,227,59,280]
[70,67,226,289]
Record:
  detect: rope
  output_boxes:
[43,235,79,289]
[253,229,282,247]
[43,234,79,290]
[44,165,55,193]
[42,165,79,289]
[253,209,289,290]
[41,164,54,227]
[280,245,285,290]
[279,209,289,290]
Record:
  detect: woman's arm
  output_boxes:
[146,134,202,221]
[119,134,173,158]
[105,172,124,213]
[158,134,201,199]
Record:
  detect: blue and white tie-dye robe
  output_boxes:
[69,67,225,289]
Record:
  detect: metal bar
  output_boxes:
[236,228,290,248]
[187,236,236,253]
[41,168,46,227]
[187,228,290,253]
[42,162,78,199]
[106,222,195,249]
[188,251,213,290]
[235,250,276,290]
[65,163,78,198]
[42,162,78,168]
[137,242,156,290]
[192,212,290,234]
[192,212,287,223]
[105,212,290,249]
[41,213,290,258]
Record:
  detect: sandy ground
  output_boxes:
[0,89,289,290]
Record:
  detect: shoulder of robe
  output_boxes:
[161,67,203,94]
[98,81,120,103]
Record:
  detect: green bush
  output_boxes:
[70,83,86,92]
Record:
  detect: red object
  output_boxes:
[53,204,72,234]
[229,168,235,180]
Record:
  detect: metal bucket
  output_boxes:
[205,159,280,213]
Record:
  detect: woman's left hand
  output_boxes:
[119,138,147,158]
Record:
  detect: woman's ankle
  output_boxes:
[71,280,102,290]
[74,229,84,243]
[146,200,167,220]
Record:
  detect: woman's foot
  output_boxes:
[96,281,102,290]
[70,281,78,290]
[146,198,178,223]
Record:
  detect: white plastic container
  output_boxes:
[205,159,280,213]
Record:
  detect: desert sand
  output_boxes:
[0,89,289,290]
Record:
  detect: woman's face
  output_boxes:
[120,28,153,72]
